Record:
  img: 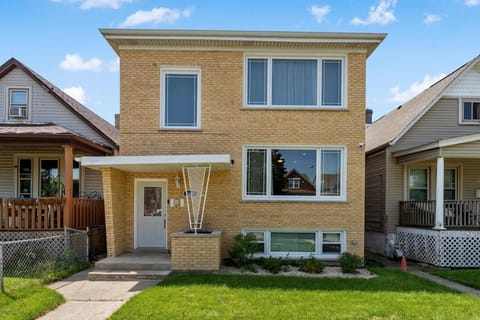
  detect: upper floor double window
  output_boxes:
[7,87,30,120]
[245,56,345,108]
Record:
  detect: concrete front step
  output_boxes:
[88,270,171,281]
[94,262,171,271]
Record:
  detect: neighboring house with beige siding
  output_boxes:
[0,58,118,230]
[365,55,480,267]
[82,29,385,261]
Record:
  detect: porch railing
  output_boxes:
[0,197,105,231]
[400,200,480,228]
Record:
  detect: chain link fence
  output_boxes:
[0,227,88,293]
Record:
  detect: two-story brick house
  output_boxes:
[82,29,385,261]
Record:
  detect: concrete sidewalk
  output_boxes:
[38,269,159,320]
[382,257,480,298]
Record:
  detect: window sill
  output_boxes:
[242,106,348,111]
[241,197,347,203]
[459,120,480,125]
[158,128,203,132]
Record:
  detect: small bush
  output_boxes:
[40,250,90,283]
[339,252,364,273]
[299,256,325,274]
[228,234,258,271]
[260,256,284,274]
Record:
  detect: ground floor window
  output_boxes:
[244,229,345,258]
[16,156,81,198]
[244,146,346,201]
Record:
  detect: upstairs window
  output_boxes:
[8,88,29,120]
[245,57,345,108]
[462,101,480,122]
[161,68,201,129]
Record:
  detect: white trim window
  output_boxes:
[160,68,201,129]
[7,87,30,120]
[408,168,429,201]
[461,100,480,123]
[245,56,346,108]
[244,229,346,259]
[243,146,346,201]
[444,168,457,201]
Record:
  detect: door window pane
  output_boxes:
[322,60,342,106]
[320,150,341,196]
[272,59,317,106]
[165,74,198,127]
[144,187,162,216]
[444,169,456,201]
[246,149,267,195]
[18,159,32,198]
[409,169,428,201]
[40,159,60,197]
[247,59,267,105]
[73,160,80,198]
[271,232,315,252]
[271,149,316,196]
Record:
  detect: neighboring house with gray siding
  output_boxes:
[365,55,480,268]
[0,58,118,200]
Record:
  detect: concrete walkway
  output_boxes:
[38,269,159,320]
[382,257,480,298]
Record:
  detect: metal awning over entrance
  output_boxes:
[79,154,232,172]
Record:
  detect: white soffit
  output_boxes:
[80,154,231,172]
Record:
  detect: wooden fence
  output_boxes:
[0,197,104,230]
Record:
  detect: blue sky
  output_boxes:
[2,0,480,124]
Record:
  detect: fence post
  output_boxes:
[64,225,69,253]
[86,226,90,262]
[0,243,4,293]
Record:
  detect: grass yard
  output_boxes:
[110,268,480,320]
[424,268,480,290]
[0,279,63,320]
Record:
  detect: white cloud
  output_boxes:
[351,0,397,25]
[120,7,192,27]
[424,13,446,25]
[389,73,446,103]
[59,54,102,72]
[63,86,86,104]
[310,5,330,23]
[465,0,480,7]
[50,0,132,10]
[107,57,120,72]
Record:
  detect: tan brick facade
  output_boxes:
[171,231,222,271]
[102,45,368,259]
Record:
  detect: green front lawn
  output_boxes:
[0,279,63,320]
[110,268,480,320]
[425,268,480,290]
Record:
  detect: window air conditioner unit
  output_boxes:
[9,107,27,118]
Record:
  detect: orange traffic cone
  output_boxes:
[400,256,407,272]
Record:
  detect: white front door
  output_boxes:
[136,180,167,248]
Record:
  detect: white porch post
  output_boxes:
[434,156,445,230]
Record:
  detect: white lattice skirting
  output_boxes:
[397,227,480,268]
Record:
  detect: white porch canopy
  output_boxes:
[79,154,232,172]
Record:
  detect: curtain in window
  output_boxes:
[409,169,428,200]
[165,74,197,127]
[322,60,342,106]
[247,59,267,105]
[272,59,317,106]
[246,149,267,195]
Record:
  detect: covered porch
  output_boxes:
[0,124,113,231]
[393,134,480,267]
[80,154,232,258]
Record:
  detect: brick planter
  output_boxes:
[171,230,222,271]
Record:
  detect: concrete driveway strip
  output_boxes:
[38,269,159,320]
